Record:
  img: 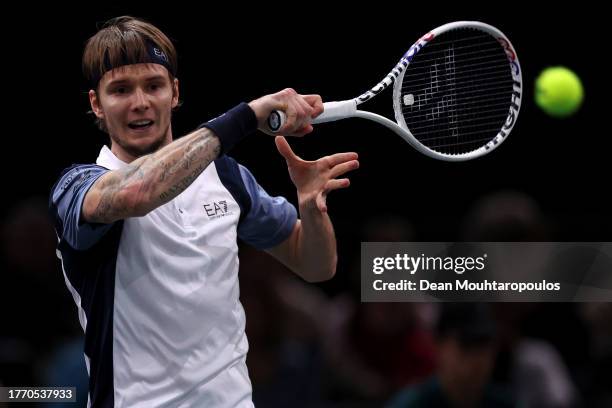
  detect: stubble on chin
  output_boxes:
[110,130,169,159]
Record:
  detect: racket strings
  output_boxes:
[408,115,510,134]
[401,83,514,111]
[410,104,508,131]
[401,69,512,99]
[400,28,514,155]
[404,69,508,87]
[401,92,513,124]
[427,136,503,149]
[402,62,512,86]
[401,47,510,73]
[415,32,495,50]
[404,102,512,123]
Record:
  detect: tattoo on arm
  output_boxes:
[89,128,221,223]
[157,130,221,200]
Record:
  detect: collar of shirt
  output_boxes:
[97,145,128,170]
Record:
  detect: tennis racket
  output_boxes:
[267,21,522,161]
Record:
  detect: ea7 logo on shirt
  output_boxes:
[203,200,233,220]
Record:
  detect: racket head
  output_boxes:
[392,21,522,161]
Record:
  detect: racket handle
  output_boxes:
[266,100,357,133]
[313,101,357,124]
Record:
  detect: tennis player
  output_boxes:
[49,16,359,407]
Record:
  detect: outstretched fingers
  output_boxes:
[329,160,359,179]
[326,178,351,192]
[325,152,359,167]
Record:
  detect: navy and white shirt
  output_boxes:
[49,145,297,407]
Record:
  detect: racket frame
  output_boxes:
[311,21,522,161]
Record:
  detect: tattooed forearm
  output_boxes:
[159,163,205,201]
[85,128,221,223]
[155,131,221,202]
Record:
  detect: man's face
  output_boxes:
[90,63,179,162]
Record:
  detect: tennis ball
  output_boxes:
[535,66,584,117]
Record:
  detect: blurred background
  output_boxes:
[1,2,610,407]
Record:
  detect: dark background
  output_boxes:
[3,3,609,238]
[1,3,609,407]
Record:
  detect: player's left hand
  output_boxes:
[275,136,359,213]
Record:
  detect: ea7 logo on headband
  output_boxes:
[153,47,168,62]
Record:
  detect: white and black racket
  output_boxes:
[268,21,522,161]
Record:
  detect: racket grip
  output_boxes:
[266,100,357,133]
[312,101,357,124]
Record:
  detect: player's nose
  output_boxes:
[132,87,150,111]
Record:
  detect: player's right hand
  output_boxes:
[248,88,323,136]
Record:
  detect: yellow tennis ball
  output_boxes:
[535,66,584,117]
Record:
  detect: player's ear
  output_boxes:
[171,77,179,109]
[89,89,104,119]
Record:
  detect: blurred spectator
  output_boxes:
[462,191,581,408]
[318,215,437,403]
[387,303,514,408]
[240,214,437,407]
[239,245,325,407]
[495,304,580,408]
[0,197,82,387]
[461,190,549,242]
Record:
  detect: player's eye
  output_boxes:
[149,82,164,92]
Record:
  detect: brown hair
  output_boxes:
[83,16,177,87]
[83,16,179,131]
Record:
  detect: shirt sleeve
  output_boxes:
[49,164,112,250]
[236,164,298,250]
